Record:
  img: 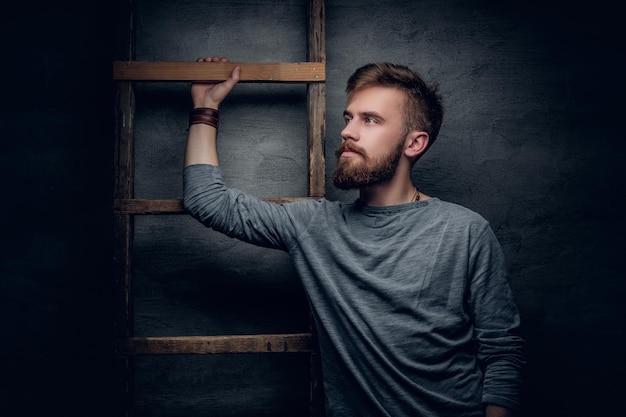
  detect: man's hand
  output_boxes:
[191,56,240,109]
[485,404,515,417]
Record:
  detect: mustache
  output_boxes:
[335,142,366,158]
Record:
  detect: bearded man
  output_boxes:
[183,58,526,417]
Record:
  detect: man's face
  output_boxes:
[333,86,407,190]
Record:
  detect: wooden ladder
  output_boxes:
[112,0,326,415]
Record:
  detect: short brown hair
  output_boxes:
[346,63,444,151]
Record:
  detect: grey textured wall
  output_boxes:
[1,0,624,416]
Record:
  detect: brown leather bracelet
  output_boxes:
[191,107,219,117]
[189,108,219,129]
[189,115,219,126]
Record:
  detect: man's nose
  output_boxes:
[341,121,358,142]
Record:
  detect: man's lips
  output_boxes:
[340,150,360,157]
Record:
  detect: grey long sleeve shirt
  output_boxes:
[184,164,526,417]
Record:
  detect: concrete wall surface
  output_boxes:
[1,0,624,416]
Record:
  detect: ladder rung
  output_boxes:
[114,198,317,214]
[114,333,315,355]
[113,61,325,83]
[114,198,184,214]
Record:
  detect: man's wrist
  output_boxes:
[193,101,220,110]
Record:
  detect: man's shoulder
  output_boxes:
[429,198,490,227]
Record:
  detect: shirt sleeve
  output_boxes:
[183,163,315,251]
[469,225,526,411]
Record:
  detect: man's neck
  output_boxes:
[359,176,418,207]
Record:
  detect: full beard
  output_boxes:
[332,139,405,190]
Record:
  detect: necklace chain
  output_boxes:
[411,187,421,203]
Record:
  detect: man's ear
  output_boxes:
[405,131,430,158]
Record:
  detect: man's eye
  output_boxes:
[365,117,377,124]
[344,117,352,125]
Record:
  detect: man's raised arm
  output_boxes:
[184,56,240,167]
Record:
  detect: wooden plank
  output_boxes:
[308,0,326,63]
[113,61,325,83]
[113,198,316,214]
[114,333,316,355]
[307,82,326,198]
[114,198,184,214]
[307,0,326,199]
[113,84,135,334]
[308,2,327,414]
[113,1,136,416]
